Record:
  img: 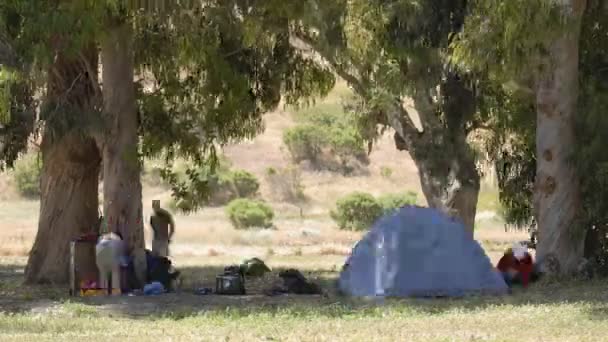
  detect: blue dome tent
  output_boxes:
[338,206,509,298]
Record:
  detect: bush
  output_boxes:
[283,125,325,164]
[226,199,275,229]
[330,192,383,231]
[378,192,418,214]
[231,170,260,198]
[283,109,369,174]
[328,125,368,169]
[207,169,260,206]
[12,153,41,198]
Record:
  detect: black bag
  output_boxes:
[146,251,180,291]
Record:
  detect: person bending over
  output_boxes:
[96,232,127,294]
[496,243,534,288]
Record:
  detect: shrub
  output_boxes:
[226,198,275,229]
[12,153,41,198]
[330,192,383,231]
[284,109,369,174]
[283,125,325,163]
[328,125,368,170]
[231,169,260,198]
[207,169,260,206]
[378,192,418,214]
[265,165,306,203]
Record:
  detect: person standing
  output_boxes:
[150,200,175,257]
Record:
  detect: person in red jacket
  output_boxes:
[496,244,534,288]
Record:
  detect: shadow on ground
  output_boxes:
[2,263,608,322]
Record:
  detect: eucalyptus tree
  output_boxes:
[454,0,591,273]
[295,0,487,231]
[1,1,334,283]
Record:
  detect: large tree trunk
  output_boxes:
[25,46,101,284]
[396,130,481,232]
[534,0,587,275]
[100,20,144,253]
[25,135,101,284]
[393,73,480,233]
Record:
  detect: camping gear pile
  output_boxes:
[71,230,181,297]
[209,258,324,296]
[338,205,509,298]
[73,206,532,300]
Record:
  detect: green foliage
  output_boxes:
[378,192,418,214]
[452,0,566,86]
[283,107,368,174]
[225,198,274,230]
[12,152,41,198]
[330,192,383,231]
[0,1,335,212]
[283,125,325,164]
[132,3,335,209]
[0,69,15,125]
[171,161,261,209]
[230,170,260,199]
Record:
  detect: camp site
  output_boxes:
[1,1,608,341]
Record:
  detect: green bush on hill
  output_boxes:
[283,109,368,174]
[208,169,260,206]
[330,192,383,231]
[230,169,260,198]
[331,191,419,231]
[12,152,41,198]
[378,192,418,214]
[283,124,325,164]
[226,198,274,229]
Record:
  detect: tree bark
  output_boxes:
[395,129,481,232]
[25,135,101,284]
[295,34,482,233]
[100,20,144,253]
[25,46,101,284]
[534,0,587,274]
[393,73,480,233]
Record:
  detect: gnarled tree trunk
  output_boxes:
[396,130,480,232]
[393,73,480,233]
[25,46,100,284]
[25,135,101,284]
[534,0,587,275]
[100,20,144,253]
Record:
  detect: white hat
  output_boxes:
[512,243,527,260]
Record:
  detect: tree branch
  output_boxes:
[292,32,419,142]
[292,33,367,98]
[412,90,443,132]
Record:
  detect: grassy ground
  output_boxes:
[1,253,608,341]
